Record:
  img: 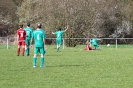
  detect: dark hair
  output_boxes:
[27,23,30,27]
[37,23,42,28]
[58,28,62,31]
[20,24,23,28]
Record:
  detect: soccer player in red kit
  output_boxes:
[17,24,26,56]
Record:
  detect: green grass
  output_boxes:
[0,45,133,88]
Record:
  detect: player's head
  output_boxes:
[58,28,62,31]
[27,23,30,27]
[37,23,42,29]
[20,24,23,28]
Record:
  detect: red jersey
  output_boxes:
[17,28,26,41]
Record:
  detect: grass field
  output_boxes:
[0,45,133,88]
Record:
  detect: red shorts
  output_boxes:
[18,41,25,46]
[84,45,93,50]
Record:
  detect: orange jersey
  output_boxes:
[17,28,26,41]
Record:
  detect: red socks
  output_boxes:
[22,48,25,55]
[17,48,25,55]
[17,48,20,55]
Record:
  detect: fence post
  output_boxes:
[63,38,64,49]
[116,38,117,49]
[7,37,8,49]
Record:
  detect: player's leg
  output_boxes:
[27,39,31,55]
[56,39,60,51]
[94,45,97,50]
[89,45,93,50]
[17,42,21,56]
[94,44,100,50]
[56,39,58,50]
[57,39,61,51]
[25,39,30,56]
[33,47,38,68]
[57,44,60,51]
[96,44,100,50]
[33,54,37,68]
[22,42,25,56]
[40,47,45,67]
[40,54,44,68]
[57,44,59,50]
[25,39,28,55]
[84,42,90,50]
[25,45,27,55]
[57,44,61,51]
[25,45,30,56]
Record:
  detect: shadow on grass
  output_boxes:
[46,64,86,68]
[45,55,62,56]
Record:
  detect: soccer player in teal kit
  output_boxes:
[24,23,32,56]
[52,25,69,51]
[31,23,46,68]
[90,38,100,50]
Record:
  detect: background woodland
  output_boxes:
[0,0,133,46]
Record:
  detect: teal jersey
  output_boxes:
[24,27,32,39]
[92,38,98,45]
[32,29,46,47]
[90,39,93,44]
[54,30,65,40]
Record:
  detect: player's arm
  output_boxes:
[52,32,55,34]
[43,36,47,50]
[30,38,33,44]
[43,38,47,50]
[30,29,33,38]
[97,38,101,40]
[43,31,47,50]
[64,25,69,32]
[89,39,92,46]
[89,42,92,47]
[16,31,19,43]
[30,38,33,49]
[17,34,19,43]
[24,30,26,39]
[30,32,34,49]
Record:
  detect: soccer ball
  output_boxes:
[107,44,110,47]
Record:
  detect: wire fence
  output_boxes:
[0,37,133,49]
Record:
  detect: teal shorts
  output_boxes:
[25,38,31,46]
[34,47,45,54]
[93,44,99,48]
[56,39,62,45]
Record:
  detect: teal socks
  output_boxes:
[25,48,27,55]
[25,48,30,55]
[27,48,30,54]
[40,57,44,67]
[33,57,37,67]
[57,46,60,51]
[33,57,45,68]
